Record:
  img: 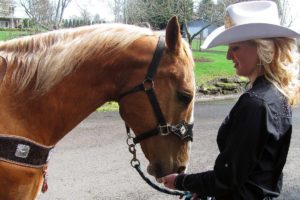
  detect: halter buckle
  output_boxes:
[158,124,171,136]
[142,78,154,91]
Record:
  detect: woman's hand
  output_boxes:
[192,193,199,200]
[162,174,199,200]
[161,173,178,189]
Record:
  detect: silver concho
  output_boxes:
[180,126,186,135]
[15,144,30,159]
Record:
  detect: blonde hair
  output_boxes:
[254,38,300,106]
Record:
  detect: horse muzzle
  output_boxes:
[147,162,188,179]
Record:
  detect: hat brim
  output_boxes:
[201,23,300,49]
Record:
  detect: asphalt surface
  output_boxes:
[39,98,300,200]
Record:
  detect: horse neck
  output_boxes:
[0,41,151,146]
[0,34,157,145]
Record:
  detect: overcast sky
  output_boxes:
[64,0,114,21]
[287,0,300,30]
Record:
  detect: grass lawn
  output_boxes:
[97,102,119,112]
[0,31,32,41]
[192,45,236,85]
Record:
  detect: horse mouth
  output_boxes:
[147,164,187,180]
[177,166,186,174]
[156,177,163,183]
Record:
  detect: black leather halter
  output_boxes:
[0,135,54,168]
[119,36,193,144]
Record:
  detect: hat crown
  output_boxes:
[227,1,280,27]
[201,0,300,49]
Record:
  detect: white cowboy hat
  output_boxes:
[201,0,300,49]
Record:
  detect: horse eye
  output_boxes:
[177,92,193,105]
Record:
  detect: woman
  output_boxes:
[161,1,300,200]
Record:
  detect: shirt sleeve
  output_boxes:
[175,95,268,197]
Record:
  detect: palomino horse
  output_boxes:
[0,16,195,199]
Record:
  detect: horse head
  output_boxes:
[118,17,195,179]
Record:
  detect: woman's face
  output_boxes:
[227,41,260,82]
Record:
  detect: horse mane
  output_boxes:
[0,24,154,94]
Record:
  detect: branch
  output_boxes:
[190,23,211,41]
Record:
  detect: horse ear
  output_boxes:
[165,16,182,52]
[0,56,7,85]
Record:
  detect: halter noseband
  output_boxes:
[118,36,193,144]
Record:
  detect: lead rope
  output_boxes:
[126,126,193,200]
[42,165,49,193]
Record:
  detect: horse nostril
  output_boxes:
[177,166,186,174]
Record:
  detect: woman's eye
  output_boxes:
[230,46,239,52]
[177,92,193,105]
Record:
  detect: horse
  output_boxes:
[0,16,195,200]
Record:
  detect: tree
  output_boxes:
[273,0,297,27]
[68,18,72,27]
[123,0,194,29]
[53,0,72,29]
[62,19,68,27]
[185,0,244,48]
[107,0,124,23]
[145,0,193,29]
[19,0,51,30]
[187,0,225,48]
[79,8,91,25]
[122,0,148,24]
[93,14,101,24]
[18,0,72,30]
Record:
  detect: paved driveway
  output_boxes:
[39,99,300,200]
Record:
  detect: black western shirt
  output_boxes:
[175,76,292,200]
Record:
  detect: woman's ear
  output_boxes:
[165,16,182,52]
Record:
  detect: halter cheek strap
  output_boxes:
[127,122,193,144]
[119,36,193,144]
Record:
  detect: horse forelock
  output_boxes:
[0,24,154,94]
